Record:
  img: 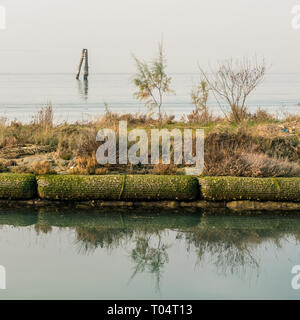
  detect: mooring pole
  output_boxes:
[83,49,89,80]
[76,49,85,80]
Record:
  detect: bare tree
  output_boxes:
[132,42,173,120]
[199,57,266,122]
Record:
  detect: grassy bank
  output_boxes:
[0,106,299,177]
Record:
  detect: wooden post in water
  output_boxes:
[83,49,89,80]
[76,49,85,80]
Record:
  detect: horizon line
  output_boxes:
[1,72,300,75]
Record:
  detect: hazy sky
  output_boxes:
[0,0,300,73]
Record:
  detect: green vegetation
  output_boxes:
[37,175,124,201]
[0,173,36,199]
[132,41,173,120]
[0,173,298,203]
[0,49,299,177]
[198,176,300,201]
[37,174,199,201]
[0,105,299,177]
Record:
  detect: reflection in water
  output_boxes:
[77,79,89,100]
[184,222,261,277]
[76,227,132,254]
[183,216,300,277]
[1,208,300,293]
[130,234,170,292]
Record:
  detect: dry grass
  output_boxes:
[151,163,178,175]
[204,148,300,177]
[31,160,56,175]
[242,153,300,177]
[68,154,99,175]
[10,166,30,173]
[0,161,8,173]
[186,109,214,124]
[203,130,300,177]
[0,105,299,177]
[33,103,53,129]
[95,167,109,175]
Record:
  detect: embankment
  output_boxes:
[0,173,300,212]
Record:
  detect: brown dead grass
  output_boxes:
[0,105,299,177]
[31,160,56,175]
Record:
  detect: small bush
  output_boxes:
[204,150,300,177]
[242,153,300,177]
[77,129,99,157]
[250,108,276,122]
[187,109,213,124]
[33,103,53,129]
[68,154,98,175]
[0,161,8,173]
[31,160,56,175]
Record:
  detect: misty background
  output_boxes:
[0,0,300,74]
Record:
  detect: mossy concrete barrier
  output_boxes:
[0,174,299,204]
[37,175,199,201]
[121,175,199,201]
[276,178,300,201]
[198,177,300,202]
[0,173,37,199]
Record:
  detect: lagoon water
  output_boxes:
[0,73,300,123]
[0,208,300,300]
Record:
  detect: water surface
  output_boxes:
[0,73,299,123]
[0,208,300,300]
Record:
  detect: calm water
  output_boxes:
[0,208,300,300]
[0,73,300,123]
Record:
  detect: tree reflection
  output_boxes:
[184,226,261,276]
[34,223,53,235]
[33,212,300,281]
[129,234,170,292]
[2,208,300,290]
[182,216,300,277]
[75,227,133,254]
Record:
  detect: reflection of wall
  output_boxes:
[1,208,300,279]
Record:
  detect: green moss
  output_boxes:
[121,175,199,201]
[37,175,199,201]
[0,174,298,203]
[275,178,300,201]
[37,175,123,201]
[198,177,300,202]
[0,173,37,199]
